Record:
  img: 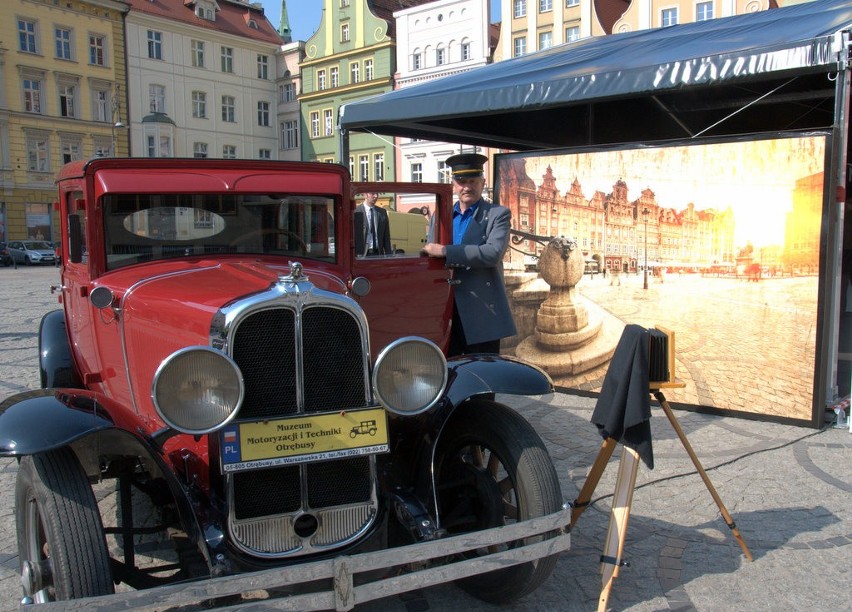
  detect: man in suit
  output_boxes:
[355,192,392,256]
[421,153,516,356]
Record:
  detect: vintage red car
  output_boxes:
[0,158,569,608]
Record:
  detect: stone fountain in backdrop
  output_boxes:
[511,237,623,380]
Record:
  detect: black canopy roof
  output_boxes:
[339,0,852,150]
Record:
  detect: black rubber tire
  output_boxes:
[16,448,114,602]
[435,399,563,604]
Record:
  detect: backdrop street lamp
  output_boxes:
[642,207,649,290]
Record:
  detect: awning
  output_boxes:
[339,0,852,150]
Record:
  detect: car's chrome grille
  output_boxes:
[226,303,377,558]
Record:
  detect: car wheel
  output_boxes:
[435,399,562,604]
[16,447,114,602]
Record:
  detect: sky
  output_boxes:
[258,0,501,41]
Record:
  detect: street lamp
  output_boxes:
[642,207,649,290]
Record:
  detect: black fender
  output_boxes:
[0,388,211,572]
[39,309,83,388]
[0,388,113,456]
[444,354,554,407]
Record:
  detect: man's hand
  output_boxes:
[421,243,447,258]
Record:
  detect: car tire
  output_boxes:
[435,399,562,604]
[15,447,114,602]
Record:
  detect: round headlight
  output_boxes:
[373,337,447,415]
[152,347,244,434]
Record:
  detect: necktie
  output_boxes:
[370,209,378,251]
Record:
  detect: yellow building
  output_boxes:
[495,0,784,62]
[1,0,128,242]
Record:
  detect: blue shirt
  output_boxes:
[452,200,480,245]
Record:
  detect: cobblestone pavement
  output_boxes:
[557,272,819,422]
[0,266,850,611]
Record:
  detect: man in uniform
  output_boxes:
[422,153,516,356]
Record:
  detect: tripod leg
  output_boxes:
[653,391,753,561]
[572,437,618,527]
[598,445,640,612]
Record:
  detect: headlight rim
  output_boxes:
[151,345,244,435]
[372,336,448,416]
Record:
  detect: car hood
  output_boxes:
[91,259,349,426]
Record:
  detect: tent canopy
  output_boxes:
[339,0,852,150]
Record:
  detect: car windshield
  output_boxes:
[102,193,336,270]
[25,241,53,250]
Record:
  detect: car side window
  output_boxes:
[353,190,432,259]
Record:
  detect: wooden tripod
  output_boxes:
[571,385,753,612]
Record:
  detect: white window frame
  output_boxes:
[221,95,235,122]
[147,30,162,60]
[359,155,369,181]
[149,84,166,113]
[411,162,423,183]
[193,142,208,158]
[513,0,527,19]
[258,101,270,127]
[55,27,73,60]
[324,109,334,137]
[374,153,384,182]
[192,91,207,118]
[191,40,205,68]
[89,34,107,66]
[540,0,553,12]
[513,37,526,57]
[331,67,339,88]
[539,31,553,50]
[310,111,320,138]
[59,84,77,118]
[365,59,373,81]
[317,69,326,90]
[350,62,360,84]
[282,120,299,149]
[19,19,38,54]
[26,134,50,172]
[221,47,233,73]
[696,1,713,21]
[257,54,269,80]
[661,7,678,27]
[222,145,236,159]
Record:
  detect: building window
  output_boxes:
[317,69,326,90]
[146,134,172,157]
[365,59,373,81]
[221,95,235,122]
[222,145,236,159]
[94,89,109,122]
[191,40,205,67]
[310,111,320,138]
[89,34,106,66]
[438,161,451,183]
[19,19,38,53]
[257,54,269,79]
[412,52,422,70]
[374,153,384,181]
[350,62,359,84]
[696,1,713,21]
[324,109,334,136]
[411,163,423,183]
[359,155,369,181]
[258,101,270,127]
[147,30,162,60]
[24,78,43,113]
[149,84,165,113]
[436,47,446,66]
[27,135,49,172]
[341,23,350,42]
[513,0,527,19]
[539,31,553,50]
[192,91,207,118]
[340,0,350,6]
[513,37,526,57]
[280,82,296,102]
[221,47,233,72]
[61,141,81,165]
[566,0,578,6]
[258,149,271,159]
[55,28,73,60]
[193,142,208,158]
[349,157,355,177]
[282,120,299,149]
[540,0,553,12]
[566,26,580,42]
[331,67,339,88]
[59,85,77,118]
[661,7,678,26]
[461,42,471,61]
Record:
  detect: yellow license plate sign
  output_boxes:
[220,408,389,472]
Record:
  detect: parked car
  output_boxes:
[0,242,11,267]
[6,240,56,266]
[0,158,569,607]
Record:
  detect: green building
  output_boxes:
[300,1,429,182]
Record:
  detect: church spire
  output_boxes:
[279,0,292,43]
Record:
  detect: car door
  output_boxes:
[350,182,454,357]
